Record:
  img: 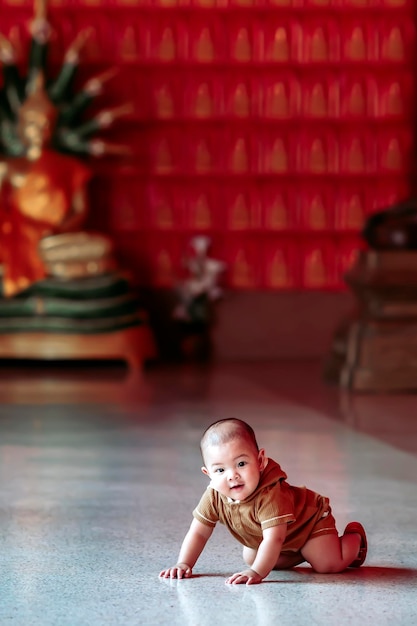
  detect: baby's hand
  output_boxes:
[225,568,263,585]
[159,563,192,579]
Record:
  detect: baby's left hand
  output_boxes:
[225,568,263,585]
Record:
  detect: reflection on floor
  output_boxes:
[0,361,416,625]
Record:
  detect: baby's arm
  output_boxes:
[226,524,287,585]
[159,518,214,579]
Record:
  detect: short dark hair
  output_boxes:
[200,418,259,461]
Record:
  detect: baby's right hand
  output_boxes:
[159,563,192,579]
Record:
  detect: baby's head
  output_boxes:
[200,419,266,501]
[200,418,259,459]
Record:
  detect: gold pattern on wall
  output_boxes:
[347,138,365,172]
[270,139,288,172]
[193,83,213,117]
[271,28,290,62]
[119,26,138,60]
[385,83,403,116]
[267,83,289,117]
[384,138,402,170]
[346,28,366,60]
[348,83,366,116]
[233,28,252,62]
[195,0,216,6]
[158,28,176,61]
[192,195,212,229]
[156,85,174,118]
[230,138,249,173]
[304,249,326,287]
[383,27,404,61]
[266,197,288,229]
[155,140,174,173]
[155,200,174,229]
[195,28,215,62]
[310,28,328,62]
[344,195,364,230]
[232,249,254,288]
[309,139,326,173]
[232,84,250,117]
[195,140,212,172]
[230,194,250,229]
[310,84,327,117]
[309,196,327,229]
[268,251,290,288]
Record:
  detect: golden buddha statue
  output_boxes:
[0,0,131,297]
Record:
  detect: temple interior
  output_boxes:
[1,0,417,624]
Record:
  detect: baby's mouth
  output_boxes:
[230,484,244,491]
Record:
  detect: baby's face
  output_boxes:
[202,437,266,501]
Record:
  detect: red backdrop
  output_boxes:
[1,0,415,291]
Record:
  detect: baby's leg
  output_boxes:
[301,532,361,573]
[242,546,257,567]
[274,552,306,569]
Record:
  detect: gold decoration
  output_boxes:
[267,83,289,117]
[119,26,138,60]
[194,84,213,118]
[230,138,248,173]
[232,249,254,288]
[155,140,174,173]
[271,28,289,61]
[233,28,251,62]
[386,83,403,116]
[304,249,326,287]
[158,27,176,61]
[384,138,402,170]
[309,196,327,229]
[347,138,365,172]
[309,139,326,173]
[310,28,327,62]
[230,194,250,229]
[267,197,288,229]
[192,195,212,229]
[270,139,288,172]
[269,251,290,288]
[347,83,366,116]
[310,84,327,117]
[195,28,214,62]
[156,85,175,118]
[383,27,404,61]
[346,28,366,60]
[232,84,250,117]
[195,140,212,173]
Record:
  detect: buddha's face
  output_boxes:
[19,110,53,150]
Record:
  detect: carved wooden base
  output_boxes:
[0,325,156,370]
[326,250,417,391]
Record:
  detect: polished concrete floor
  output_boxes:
[0,360,416,626]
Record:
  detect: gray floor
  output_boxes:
[1,361,416,626]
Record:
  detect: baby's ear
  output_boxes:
[201,466,210,476]
[258,448,267,470]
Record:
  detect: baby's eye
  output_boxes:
[215,468,224,473]
[237,461,247,468]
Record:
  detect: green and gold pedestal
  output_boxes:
[0,273,156,369]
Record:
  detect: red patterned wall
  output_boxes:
[1,0,415,291]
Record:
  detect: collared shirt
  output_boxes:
[193,458,331,551]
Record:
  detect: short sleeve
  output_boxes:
[192,487,219,528]
[256,483,296,531]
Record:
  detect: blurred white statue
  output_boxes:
[174,236,225,325]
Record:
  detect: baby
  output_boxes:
[160,418,367,585]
